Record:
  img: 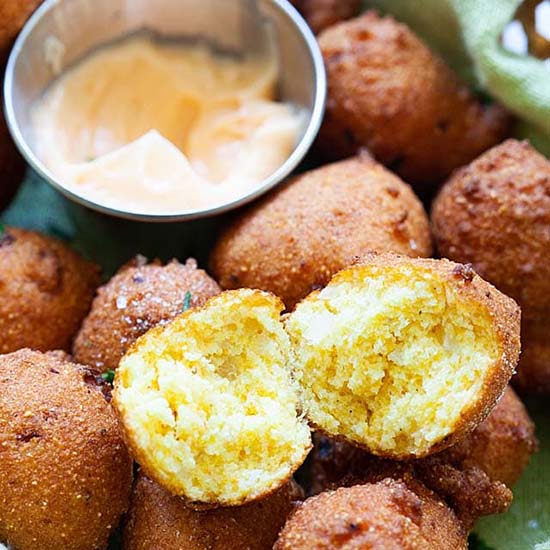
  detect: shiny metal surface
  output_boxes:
[4,0,326,222]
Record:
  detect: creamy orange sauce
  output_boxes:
[32,36,304,214]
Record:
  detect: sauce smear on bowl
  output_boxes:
[32,35,304,215]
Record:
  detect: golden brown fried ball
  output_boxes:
[0,349,133,550]
[316,12,510,191]
[274,480,467,550]
[114,289,312,507]
[309,387,537,528]
[0,227,100,354]
[432,140,550,321]
[290,0,361,34]
[123,472,303,550]
[73,257,220,372]
[285,253,520,459]
[210,155,432,310]
[432,139,550,394]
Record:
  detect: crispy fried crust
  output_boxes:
[316,12,510,190]
[309,387,537,528]
[290,253,520,458]
[210,155,432,310]
[309,442,513,531]
[290,0,361,34]
[73,257,220,372]
[0,349,133,550]
[0,227,100,354]
[432,139,550,393]
[274,480,467,550]
[432,140,550,317]
[123,472,303,550]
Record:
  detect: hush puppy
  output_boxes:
[274,480,467,550]
[210,155,432,310]
[317,12,510,190]
[0,226,100,354]
[310,387,536,527]
[285,253,520,458]
[432,139,550,393]
[123,472,303,550]
[113,290,312,507]
[73,257,220,372]
[0,349,133,550]
[290,0,361,34]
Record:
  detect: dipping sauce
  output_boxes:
[31,36,305,214]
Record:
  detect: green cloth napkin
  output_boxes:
[368,0,550,156]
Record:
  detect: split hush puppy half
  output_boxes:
[113,290,312,507]
[123,472,303,550]
[0,349,133,550]
[210,155,432,310]
[73,257,221,372]
[432,139,550,393]
[290,0,361,34]
[0,226,100,354]
[274,480,467,550]
[317,12,510,190]
[285,254,520,458]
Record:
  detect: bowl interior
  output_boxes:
[4,0,325,221]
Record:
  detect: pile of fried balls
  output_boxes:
[0,1,547,549]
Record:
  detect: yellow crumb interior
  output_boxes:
[115,290,311,504]
[285,265,499,457]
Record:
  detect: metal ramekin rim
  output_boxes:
[4,0,326,222]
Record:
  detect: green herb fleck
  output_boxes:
[0,223,4,236]
[101,370,115,385]
[182,291,192,312]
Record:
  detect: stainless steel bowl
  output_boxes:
[4,0,326,222]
